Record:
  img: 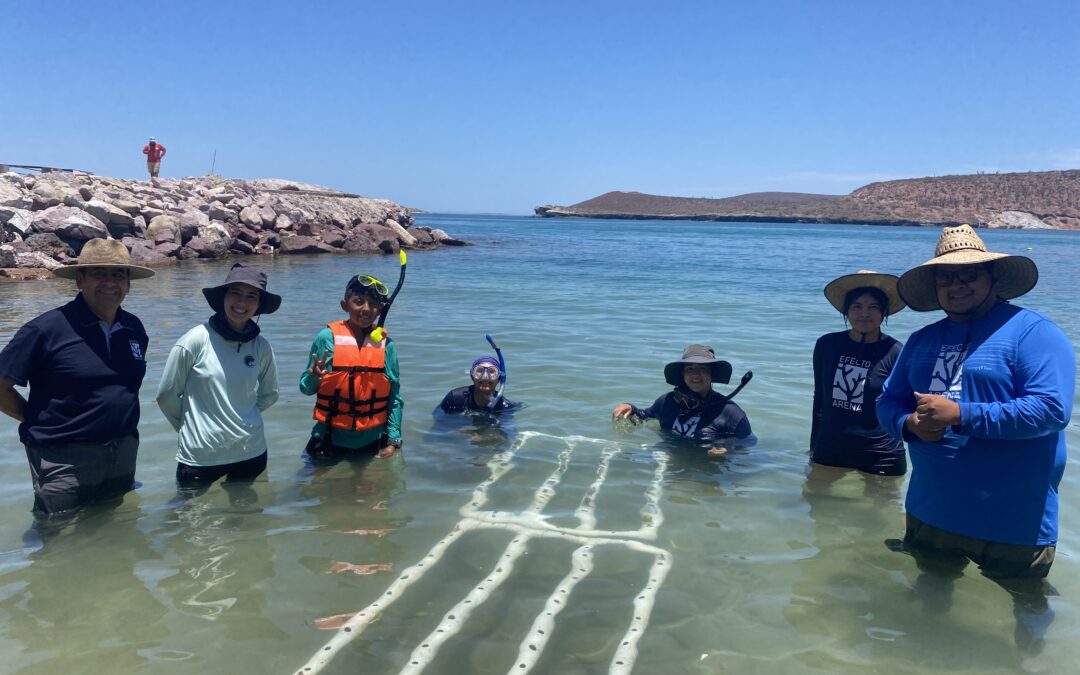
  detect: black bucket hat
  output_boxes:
[663,344,732,386]
[202,263,282,315]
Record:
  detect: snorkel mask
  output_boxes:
[470,357,501,383]
[345,274,390,304]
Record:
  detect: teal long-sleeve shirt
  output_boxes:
[299,327,402,448]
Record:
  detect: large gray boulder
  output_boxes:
[129,241,173,266]
[31,182,63,207]
[343,224,399,254]
[208,203,236,222]
[155,242,182,257]
[14,250,64,270]
[23,232,75,259]
[83,199,135,227]
[0,182,31,209]
[2,208,33,238]
[185,236,229,259]
[239,205,263,228]
[147,214,182,244]
[31,206,108,242]
[406,226,434,245]
[229,238,255,255]
[279,234,335,254]
[111,199,142,214]
[176,207,209,243]
[0,244,17,268]
[273,213,293,232]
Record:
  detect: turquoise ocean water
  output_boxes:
[0,214,1078,674]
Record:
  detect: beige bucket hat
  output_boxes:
[663,344,733,386]
[824,270,905,316]
[53,238,156,280]
[897,224,1037,312]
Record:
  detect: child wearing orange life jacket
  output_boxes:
[299,274,403,461]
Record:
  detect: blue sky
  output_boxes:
[3,1,1078,213]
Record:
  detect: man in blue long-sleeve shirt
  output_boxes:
[877,224,1075,650]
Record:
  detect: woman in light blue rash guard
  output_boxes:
[157,264,281,492]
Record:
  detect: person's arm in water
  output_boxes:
[700,403,753,456]
[0,377,25,422]
[612,395,662,421]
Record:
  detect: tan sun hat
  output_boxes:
[663,344,733,386]
[897,224,1037,312]
[824,270,905,316]
[53,238,156,280]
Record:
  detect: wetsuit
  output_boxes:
[630,388,752,443]
[438,386,518,414]
[811,330,905,476]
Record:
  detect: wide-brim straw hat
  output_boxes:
[53,238,156,280]
[202,263,282,315]
[897,224,1038,312]
[824,270,905,316]
[664,344,732,386]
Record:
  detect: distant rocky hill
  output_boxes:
[535,169,1080,230]
[0,172,467,279]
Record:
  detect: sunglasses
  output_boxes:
[348,275,389,297]
[934,267,989,287]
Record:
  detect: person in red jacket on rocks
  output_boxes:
[142,137,166,179]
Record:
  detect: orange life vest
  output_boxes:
[313,321,391,431]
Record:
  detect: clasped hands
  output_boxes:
[905,392,961,442]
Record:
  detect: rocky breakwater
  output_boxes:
[0,172,467,279]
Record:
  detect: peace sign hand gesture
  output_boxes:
[308,352,329,380]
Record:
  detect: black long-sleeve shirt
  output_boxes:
[631,389,752,442]
[811,330,905,475]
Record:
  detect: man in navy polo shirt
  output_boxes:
[0,238,155,526]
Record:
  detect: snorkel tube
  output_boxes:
[370,250,407,342]
[722,371,753,401]
[484,334,507,411]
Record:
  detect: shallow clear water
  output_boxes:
[0,216,1078,674]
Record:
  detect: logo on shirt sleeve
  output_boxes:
[129,340,144,361]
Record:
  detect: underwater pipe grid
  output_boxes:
[295,431,673,675]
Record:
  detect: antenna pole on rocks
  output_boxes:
[209,149,217,176]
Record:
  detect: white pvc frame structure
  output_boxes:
[294,431,672,675]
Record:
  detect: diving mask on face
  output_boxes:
[470,358,501,383]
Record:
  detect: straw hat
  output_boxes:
[897,224,1038,311]
[664,344,733,386]
[53,238,156,280]
[824,270,905,316]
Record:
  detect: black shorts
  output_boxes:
[902,513,1055,580]
[24,435,139,516]
[303,435,381,463]
[176,451,267,488]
